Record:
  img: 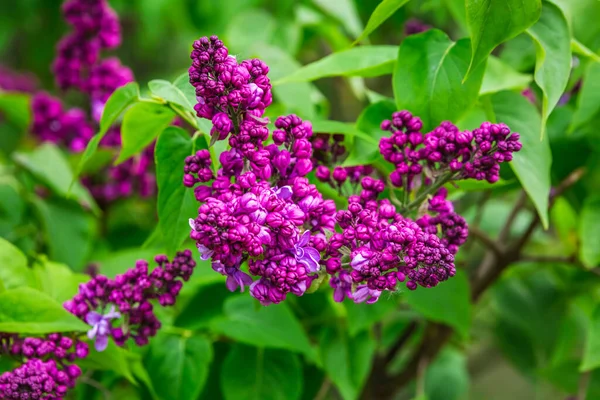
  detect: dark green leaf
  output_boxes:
[32,197,96,271]
[0,237,33,290]
[116,102,175,163]
[579,196,600,269]
[14,143,99,214]
[571,62,600,132]
[274,46,398,84]
[393,30,486,131]
[491,91,552,228]
[221,344,302,400]
[310,120,376,144]
[0,287,88,333]
[466,0,541,78]
[174,283,229,330]
[148,79,194,113]
[344,295,399,336]
[74,82,139,180]
[319,327,376,400]
[404,270,471,338]
[425,349,468,400]
[156,126,204,254]
[146,333,213,400]
[77,342,137,384]
[354,0,411,43]
[527,1,572,138]
[211,295,314,357]
[480,56,532,95]
[581,305,600,371]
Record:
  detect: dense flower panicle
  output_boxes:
[0,65,38,93]
[0,358,77,400]
[87,58,134,121]
[64,251,196,348]
[380,111,522,188]
[31,92,94,152]
[189,35,272,125]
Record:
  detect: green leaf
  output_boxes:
[313,0,363,39]
[0,287,88,333]
[173,73,197,111]
[465,0,541,79]
[14,143,99,214]
[95,247,160,278]
[490,91,552,228]
[77,341,137,384]
[32,260,87,303]
[274,46,398,85]
[32,197,96,271]
[571,38,600,64]
[425,349,469,400]
[174,283,229,330]
[579,196,600,269]
[74,82,139,180]
[116,102,175,164]
[146,333,213,400]
[221,344,302,400]
[393,30,486,131]
[0,237,33,290]
[551,197,578,255]
[344,295,399,336]
[156,127,204,255]
[527,1,572,138]
[310,120,376,144]
[319,327,376,400]
[354,0,411,44]
[571,62,600,132]
[0,92,31,128]
[480,56,532,95]
[581,305,600,371]
[148,79,194,113]
[211,296,314,357]
[404,270,471,338]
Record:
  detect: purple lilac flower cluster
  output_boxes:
[186,36,338,305]
[380,111,522,188]
[64,251,196,349]
[31,92,94,152]
[311,132,373,192]
[404,19,431,35]
[0,333,88,399]
[0,65,38,93]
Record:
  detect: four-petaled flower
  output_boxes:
[86,306,121,351]
[293,231,320,273]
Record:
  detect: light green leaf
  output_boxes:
[310,120,376,144]
[571,38,600,64]
[211,296,314,358]
[527,1,572,138]
[173,73,197,111]
[465,0,541,79]
[0,287,89,333]
[313,0,363,39]
[425,349,469,400]
[354,0,411,44]
[94,247,159,278]
[148,79,194,113]
[156,127,205,255]
[0,92,31,128]
[0,237,33,290]
[14,143,99,214]
[77,341,137,384]
[221,345,302,400]
[320,327,376,400]
[581,305,600,371]
[579,196,600,269]
[550,197,578,255]
[480,56,532,95]
[275,46,397,85]
[146,334,213,400]
[32,260,87,303]
[74,82,139,181]
[393,30,486,131]
[571,62,600,132]
[117,102,175,163]
[405,270,471,338]
[491,91,552,228]
[344,295,399,336]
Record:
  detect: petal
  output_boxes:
[303,247,320,264]
[189,218,196,231]
[105,306,121,320]
[225,275,240,292]
[85,311,102,326]
[333,287,345,302]
[275,186,293,200]
[298,230,311,247]
[87,325,99,340]
[95,335,109,352]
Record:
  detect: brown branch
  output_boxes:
[469,226,504,256]
[360,168,586,400]
[384,321,418,364]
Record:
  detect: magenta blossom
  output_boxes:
[293,231,320,273]
[85,306,121,351]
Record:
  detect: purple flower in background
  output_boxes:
[293,231,320,273]
[85,306,121,351]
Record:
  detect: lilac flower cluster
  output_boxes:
[53,0,123,91]
[404,19,431,35]
[64,251,196,349]
[311,132,373,191]
[31,92,94,152]
[0,333,88,399]
[380,111,522,188]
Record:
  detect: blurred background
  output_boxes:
[2,1,600,399]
